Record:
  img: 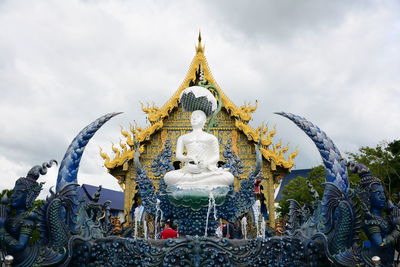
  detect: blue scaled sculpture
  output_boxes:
[0,112,121,266]
[277,112,400,267]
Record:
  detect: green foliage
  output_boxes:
[33,199,44,210]
[276,166,325,217]
[277,165,361,218]
[0,189,12,200]
[346,140,400,198]
[29,228,41,244]
[29,199,44,244]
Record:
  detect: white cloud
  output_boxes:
[0,0,399,197]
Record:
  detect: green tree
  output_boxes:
[276,165,325,217]
[0,189,12,200]
[346,140,400,197]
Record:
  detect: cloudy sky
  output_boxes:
[0,0,399,197]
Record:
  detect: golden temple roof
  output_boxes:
[101,34,298,171]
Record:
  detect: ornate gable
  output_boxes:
[101,33,297,174]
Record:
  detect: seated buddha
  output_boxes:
[164,110,234,190]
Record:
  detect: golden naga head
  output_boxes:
[238,100,258,122]
[141,102,162,123]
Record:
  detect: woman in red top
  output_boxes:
[160,221,178,239]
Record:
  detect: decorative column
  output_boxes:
[266,170,276,228]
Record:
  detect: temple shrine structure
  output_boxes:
[100,34,298,228]
[4,32,395,267]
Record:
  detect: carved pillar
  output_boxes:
[267,170,276,228]
[261,164,276,228]
[123,166,136,223]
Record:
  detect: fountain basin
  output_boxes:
[166,186,229,211]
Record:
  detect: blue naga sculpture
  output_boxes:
[277,112,400,266]
[0,160,59,267]
[350,162,400,266]
[0,112,121,266]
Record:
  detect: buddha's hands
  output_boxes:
[198,160,208,169]
[186,156,207,168]
[197,159,217,170]
[186,155,198,164]
[186,157,210,170]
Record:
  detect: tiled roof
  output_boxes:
[78,184,124,211]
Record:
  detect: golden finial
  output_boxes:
[196,30,205,53]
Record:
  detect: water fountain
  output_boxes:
[241,216,247,239]
[133,206,140,239]
[154,199,163,239]
[253,199,261,238]
[204,191,217,237]
[260,220,266,240]
[143,219,148,239]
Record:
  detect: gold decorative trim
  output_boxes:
[141,102,168,124]
[260,146,298,169]
[234,120,276,147]
[100,140,144,170]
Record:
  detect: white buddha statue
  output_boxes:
[164,110,234,190]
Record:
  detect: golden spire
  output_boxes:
[195,30,205,53]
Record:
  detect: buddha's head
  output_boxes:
[190,110,207,129]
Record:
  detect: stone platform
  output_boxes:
[70,236,327,266]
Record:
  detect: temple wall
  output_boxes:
[122,106,277,225]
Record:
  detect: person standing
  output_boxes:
[160,221,178,239]
[222,221,243,239]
